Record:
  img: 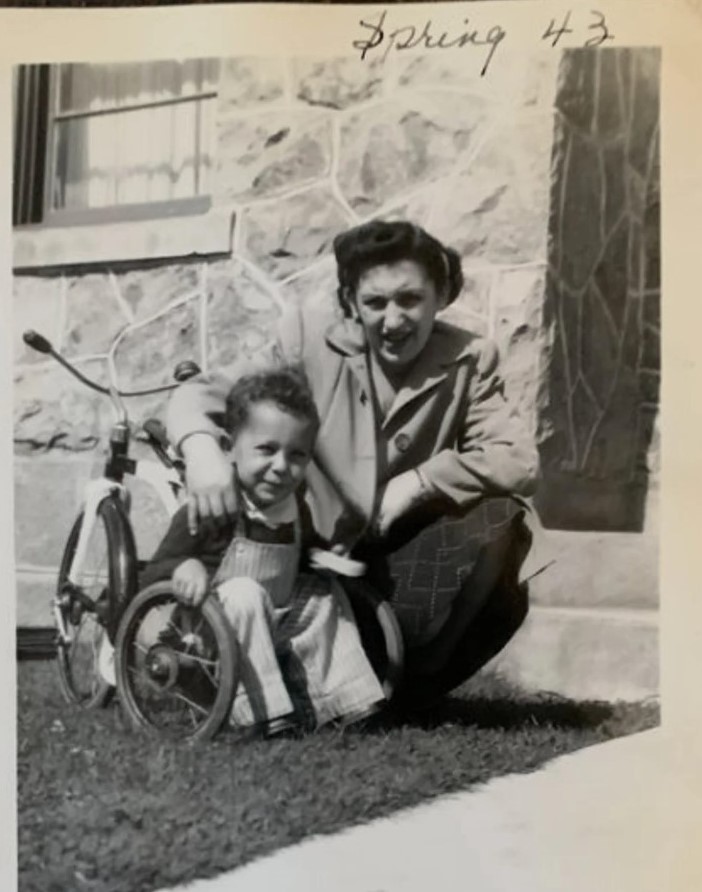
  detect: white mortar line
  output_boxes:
[279,255,336,288]
[393,84,500,104]
[198,263,209,375]
[233,179,330,212]
[359,175,452,225]
[219,99,314,121]
[362,111,499,227]
[578,371,604,414]
[569,204,637,472]
[330,115,361,224]
[109,286,204,356]
[553,285,578,468]
[235,255,286,311]
[555,124,571,274]
[13,449,101,466]
[14,352,110,376]
[457,112,500,174]
[589,279,620,344]
[597,146,607,248]
[55,275,68,353]
[14,358,60,375]
[108,270,135,325]
[592,49,602,147]
[232,206,244,256]
[645,122,659,191]
[74,353,109,366]
[488,260,549,274]
[335,94,404,121]
[487,268,499,340]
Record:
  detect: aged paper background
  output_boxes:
[0,1,700,888]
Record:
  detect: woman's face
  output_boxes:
[352,259,445,374]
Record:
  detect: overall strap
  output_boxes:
[232,464,250,539]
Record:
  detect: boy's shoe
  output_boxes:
[339,700,385,730]
[261,714,300,739]
[227,713,300,741]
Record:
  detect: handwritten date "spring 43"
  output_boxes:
[353,9,615,77]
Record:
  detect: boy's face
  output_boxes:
[231,401,315,509]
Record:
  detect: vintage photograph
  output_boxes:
[12,40,661,892]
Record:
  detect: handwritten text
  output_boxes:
[353,11,507,77]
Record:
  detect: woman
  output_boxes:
[167,220,540,708]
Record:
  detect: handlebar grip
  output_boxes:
[173,361,202,383]
[23,330,53,354]
[143,418,169,448]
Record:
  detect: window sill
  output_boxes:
[13,207,234,271]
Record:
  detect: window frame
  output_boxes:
[25,61,218,229]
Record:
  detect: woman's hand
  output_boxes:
[172,559,209,607]
[181,434,237,534]
[375,470,427,537]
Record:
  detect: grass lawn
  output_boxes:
[18,660,659,892]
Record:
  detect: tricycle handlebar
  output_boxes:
[22,329,200,399]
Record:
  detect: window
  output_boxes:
[13,59,218,227]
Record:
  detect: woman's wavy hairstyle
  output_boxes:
[332,220,464,316]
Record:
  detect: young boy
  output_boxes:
[141,366,385,737]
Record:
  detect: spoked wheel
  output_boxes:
[115,583,238,742]
[55,497,137,709]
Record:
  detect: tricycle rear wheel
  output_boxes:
[55,497,137,708]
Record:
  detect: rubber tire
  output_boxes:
[114,582,238,742]
[56,497,138,709]
[343,579,405,701]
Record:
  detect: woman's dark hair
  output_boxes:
[333,220,464,316]
[224,365,320,441]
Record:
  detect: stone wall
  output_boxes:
[14,50,560,622]
[13,49,661,702]
[536,48,661,532]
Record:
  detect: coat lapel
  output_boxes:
[382,324,477,430]
[324,316,477,434]
[325,317,372,403]
[323,318,377,522]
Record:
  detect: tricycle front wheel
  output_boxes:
[115,583,238,742]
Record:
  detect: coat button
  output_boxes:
[395,433,411,453]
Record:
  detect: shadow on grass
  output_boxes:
[393,693,615,732]
[17,661,659,892]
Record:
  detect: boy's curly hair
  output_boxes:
[224,365,320,441]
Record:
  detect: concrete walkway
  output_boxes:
[163,728,701,892]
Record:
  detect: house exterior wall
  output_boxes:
[13,50,660,701]
[536,48,661,532]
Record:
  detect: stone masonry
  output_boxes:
[13,49,660,701]
[536,49,660,533]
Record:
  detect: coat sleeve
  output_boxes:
[166,302,306,451]
[139,506,236,588]
[416,339,540,507]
